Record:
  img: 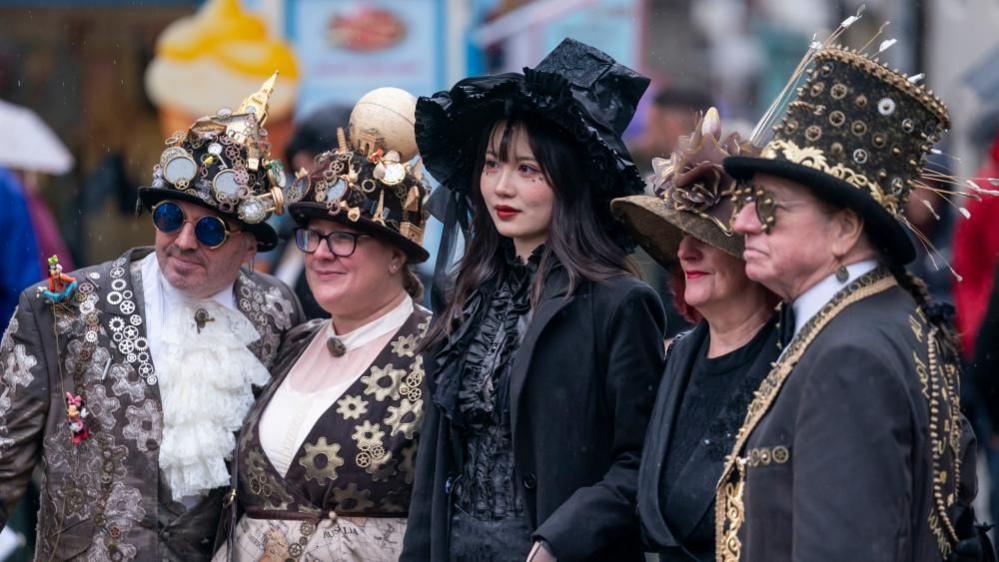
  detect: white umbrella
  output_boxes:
[0,99,73,175]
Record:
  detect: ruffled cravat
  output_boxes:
[157,300,269,501]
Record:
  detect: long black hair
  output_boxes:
[424,113,636,350]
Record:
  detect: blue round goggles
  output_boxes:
[151,201,236,249]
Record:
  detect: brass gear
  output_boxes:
[299,437,345,484]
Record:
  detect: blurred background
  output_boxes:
[1,0,998,559]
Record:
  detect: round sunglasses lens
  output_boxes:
[152,203,184,233]
[195,217,227,248]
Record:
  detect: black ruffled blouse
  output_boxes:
[452,245,538,518]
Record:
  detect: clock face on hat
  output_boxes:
[212,170,242,201]
[161,147,198,186]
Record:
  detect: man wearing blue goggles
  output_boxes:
[0,76,306,561]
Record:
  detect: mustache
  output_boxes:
[165,245,206,267]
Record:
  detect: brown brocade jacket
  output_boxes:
[0,247,303,561]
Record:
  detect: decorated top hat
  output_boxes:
[724,46,950,265]
[138,73,290,251]
[612,108,752,267]
[287,87,430,263]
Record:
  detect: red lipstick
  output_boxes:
[495,205,521,220]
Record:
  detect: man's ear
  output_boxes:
[830,207,866,258]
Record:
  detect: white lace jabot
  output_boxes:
[139,253,268,501]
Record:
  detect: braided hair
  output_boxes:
[888,263,961,361]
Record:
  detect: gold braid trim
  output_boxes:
[761,139,900,216]
[715,268,898,562]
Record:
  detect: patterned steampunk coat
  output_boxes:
[714,268,978,562]
[234,305,432,521]
[0,247,303,561]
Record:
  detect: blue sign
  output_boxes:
[285,0,446,117]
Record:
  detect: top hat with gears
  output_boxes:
[138,73,292,251]
[724,45,950,265]
[286,87,431,263]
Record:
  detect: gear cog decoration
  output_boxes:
[361,364,407,401]
[299,437,345,484]
[390,334,418,357]
[335,394,369,421]
[383,398,423,440]
[331,483,375,512]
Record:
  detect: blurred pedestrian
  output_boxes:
[632,88,714,174]
[217,90,432,562]
[401,39,665,562]
[0,77,302,560]
[612,108,780,562]
[0,166,41,332]
[953,117,999,358]
[16,170,75,276]
[719,42,987,561]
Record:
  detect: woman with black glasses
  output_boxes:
[215,88,432,562]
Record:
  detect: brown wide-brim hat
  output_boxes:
[289,201,430,263]
[611,194,743,268]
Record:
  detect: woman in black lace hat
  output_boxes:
[401,39,666,562]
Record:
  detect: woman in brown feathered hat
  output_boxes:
[612,108,779,562]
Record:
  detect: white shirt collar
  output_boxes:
[326,295,414,352]
[140,251,237,312]
[792,259,878,336]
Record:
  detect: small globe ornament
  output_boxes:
[348,87,418,161]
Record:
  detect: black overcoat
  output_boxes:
[400,271,667,562]
[716,272,979,562]
[637,321,778,561]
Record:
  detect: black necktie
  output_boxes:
[777,302,796,350]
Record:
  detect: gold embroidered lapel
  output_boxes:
[714,268,897,562]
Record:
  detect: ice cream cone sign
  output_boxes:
[144,0,300,160]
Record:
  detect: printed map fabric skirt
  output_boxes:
[214,515,407,561]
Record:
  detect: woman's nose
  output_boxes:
[492,167,516,197]
[677,235,702,261]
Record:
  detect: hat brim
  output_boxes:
[289,201,430,263]
[723,156,915,265]
[611,195,744,268]
[137,187,278,252]
[415,74,645,200]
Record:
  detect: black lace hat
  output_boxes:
[137,74,289,251]
[415,37,650,202]
[724,46,950,265]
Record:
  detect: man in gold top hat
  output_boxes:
[0,76,303,560]
[713,18,992,562]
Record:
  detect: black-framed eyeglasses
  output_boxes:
[152,201,237,249]
[294,228,369,257]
